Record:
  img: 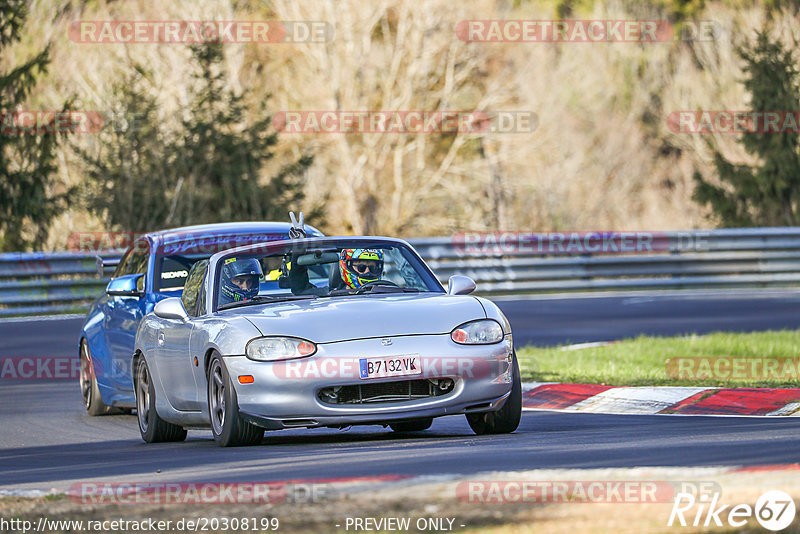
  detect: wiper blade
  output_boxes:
[355,285,420,295]
[324,287,422,298]
[218,294,317,310]
[322,287,421,297]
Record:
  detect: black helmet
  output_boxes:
[220,257,262,304]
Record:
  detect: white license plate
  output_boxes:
[359,355,422,379]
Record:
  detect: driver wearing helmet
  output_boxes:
[339,248,384,289]
[219,257,262,305]
[286,247,384,295]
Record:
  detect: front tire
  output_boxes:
[466,352,522,435]
[80,339,115,416]
[135,357,187,443]
[208,354,264,447]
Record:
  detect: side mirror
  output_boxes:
[447,275,476,295]
[153,297,189,322]
[106,274,143,297]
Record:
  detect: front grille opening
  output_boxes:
[318,378,455,405]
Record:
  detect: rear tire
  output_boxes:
[135,357,187,443]
[466,352,522,435]
[390,418,433,432]
[80,339,117,416]
[208,354,264,447]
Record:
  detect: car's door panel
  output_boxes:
[157,320,199,410]
[157,260,210,412]
[105,242,149,391]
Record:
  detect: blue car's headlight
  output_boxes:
[451,319,504,345]
[246,337,317,361]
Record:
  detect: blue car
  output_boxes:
[78,221,323,415]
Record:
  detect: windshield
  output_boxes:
[153,231,310,292]
[214,240,443,310]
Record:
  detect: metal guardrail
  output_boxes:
[2,228,800,317]
[0,251,120,316]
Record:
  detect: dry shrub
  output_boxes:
[7,0,799,247]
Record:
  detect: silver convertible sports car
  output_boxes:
[133,235,521,446]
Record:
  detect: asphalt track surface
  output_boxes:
[1,289,799,491]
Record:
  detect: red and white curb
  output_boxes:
[522,383,800,416]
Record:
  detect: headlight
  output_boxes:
[246,337,317,361]
[451,319,504,345]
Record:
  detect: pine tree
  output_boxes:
[81,42,315,232]
[169,42,314,225]
[78,66,173,233]
[693,30,800,226]
[0,1,74,251]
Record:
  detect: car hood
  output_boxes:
[223,293,487,343]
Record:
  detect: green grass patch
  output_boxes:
[516,330,800,387]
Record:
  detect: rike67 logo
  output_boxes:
[668,490,796,531]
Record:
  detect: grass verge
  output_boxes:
[516,330,800,388]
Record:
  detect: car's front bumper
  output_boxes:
[224,333,514,430]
